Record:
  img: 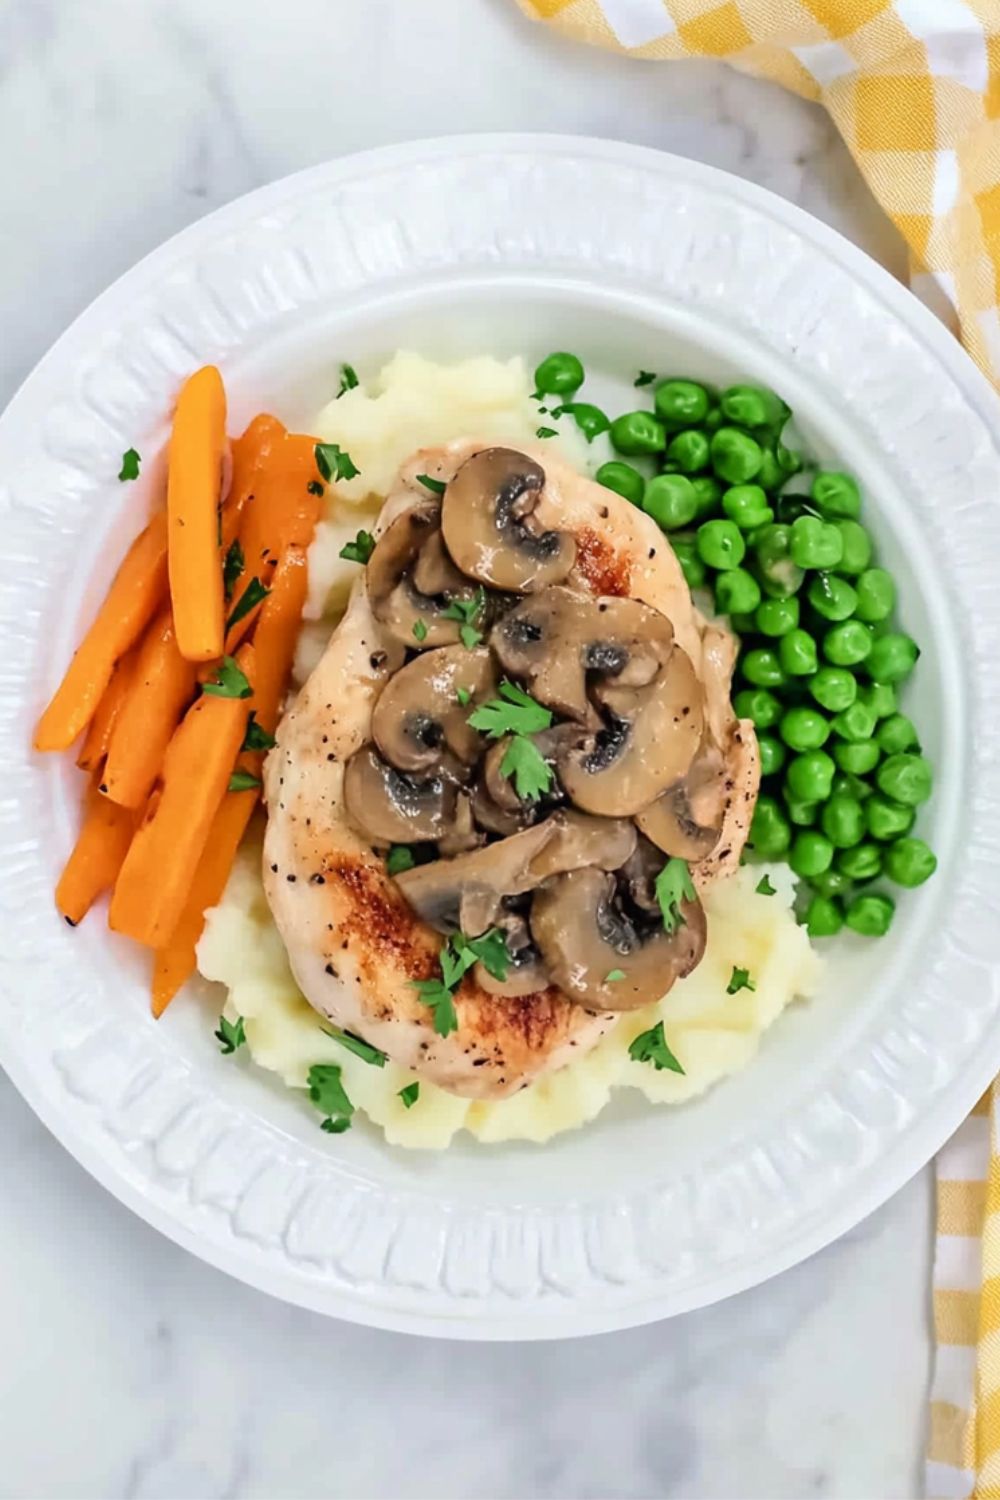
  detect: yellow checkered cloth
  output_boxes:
[516,2,1000,1494]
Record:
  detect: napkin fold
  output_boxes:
[516,4,1000,1495]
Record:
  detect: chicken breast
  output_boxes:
[263,439,757,1100]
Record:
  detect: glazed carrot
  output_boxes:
[56,780,135,927]
[101,609,196,808]
[167,365,228,663]
[76,648,137,773]
[109,643,255,948]
[34,513,169,752]
[251,544,308,733]
[219,414,283,553]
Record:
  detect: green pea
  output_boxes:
[534,352,584,395]
[831,771,872,802]
[876,714,920,755]
[596,461,645,507]
[833,740,881,776]
[866,633,919,685]
[837,843,882,881]
[644,473,698,530]
[610,411,667,455]
[654,379,710,430]
[756,596,799,638]
[704,406,723,432]
[833,519,873,575]
[831,699,877,742]
[786,749,836,803]
[777,443,803,475]
[790,516,845,570]
[810,869,852,899]
[789,830,834,879]
[756,447,784,492]
[807,572,858,622]
[824,621,872,666]
[858,682,896,719]
[780,707,830,751]
[876,753,933,806]
[715,568,762,617]
[810,667,857,713]
[750,795,791,857]
[821,795,866,849]
[779,628,818,677]
[729,612,758,635]
[845,892,895,937]
[720,384,788,430]
[758,734,787,778]
[691,476,723,518]
[811,471,861,520]
[566,402,610,442]
[854,568,895,624]
[805,895,844,937]
[723,484,773,531]
[697,518,746,571]
[865,795,915,842]
[711,427,763,484]
[669,537,707,592]
[734,688,783,729]
[785,795,819,826]
[754,524,804,599]
[741,647,787,689]
[666,430,710,473]
[884,837,938,888]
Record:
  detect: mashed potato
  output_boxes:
[194,352,821,1148]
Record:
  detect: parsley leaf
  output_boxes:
[755,874,776,897]
[215,1014,246,1055]
[655,858,696,935]
[409,977,458,1037]
[605,969,626,983]
[634,371,657,388]
[629,1021,684,1075]
[226,575,270,633]
[386,845,415,876]
[410,928,510,1035]
[536,426,557,439]
[337,363,359,397]
[453,928,510,983]
[456,687,471,707]
[118,447,141,481]
[228,770,262,792]
[416,473,446,496]
[727,966,756,996]
[315,442,360,484]
[499,735,553,801]
[467,680,552,739]
[203,655,252,700]
[442,590,486,648]
[307,1062,354,1132]
[338,529,375,565]
[398,1082,420,1109]
[321,1025,387,1068]
[459,623,481,649]
[412,618,428,643]
[242,713,276,752]
[223,539,244,601]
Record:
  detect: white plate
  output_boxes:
[2,135,999,1340]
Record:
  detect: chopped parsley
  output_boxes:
[456,687,471,707]
[416,473,446,496]
[499,734,553,801]
[338,529,375,565]
[228,770,262,792]
[315,441,360,484]
[398,1082,420,1109]
[202,655,252,700]
[605,969,626,983]
[225,575,270,633]
[223,539,244,601]
[727,966,756,996]
[322,1025,387,1068]
[409,976,458,1037]
[307,479,325,497]
[634,371,657,388]
[337,363,359,397]
[467,680,552,739]
[412,618,428,643]
[755,874,776,897]
[386,844,415,876]
[452,928,510,983]
[655,858,696,935]
[118,447,141,481]
[307,1062,354,1133]
[215,1014,246,1055]
[410,927,511,1036]
[242,713,276,752]
[536,426,557,439]
[628,1022,684,1075]
[443,588,486,649]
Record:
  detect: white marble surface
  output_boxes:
[0,2,929,1497]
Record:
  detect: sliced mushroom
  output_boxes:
[437,792,483,856]
[491,588,674,720]
[395,821,556,935]
[342,745,459,845]
[530,867,706,1011]
[366,503,479,648]
[636,736,728,861]
[528,809,636,880]
[558,648,704,817]
[474,912,549,998]
[442,448,575,593]
[471,780,531,837]
[372,645,496,773]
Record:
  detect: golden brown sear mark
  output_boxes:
[575,527,630,597]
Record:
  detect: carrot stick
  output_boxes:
[34,513,169,752]
[219,413,283,554]
[101,608,196,808]
[109,643,255,948]
[56,780,135,927]
[76,648,137,773]
[167,365,228,663]
[251,545,308,734]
